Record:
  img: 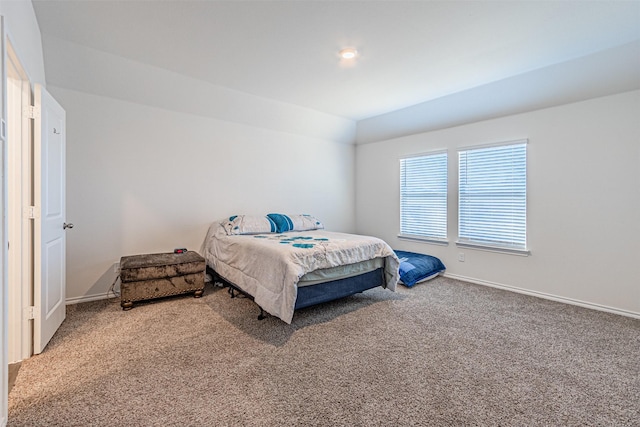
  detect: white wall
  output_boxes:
[50,86,356,302]
[0,1,45,86]
[37,30,357,303]
[356,90,640,316]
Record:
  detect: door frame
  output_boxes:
[1,14,9,427]
[6,37,32,363]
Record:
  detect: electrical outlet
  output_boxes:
[458,253,465,262]
[114,262,120,274]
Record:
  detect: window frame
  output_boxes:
[456,140,529,256]
[398,149,449,245]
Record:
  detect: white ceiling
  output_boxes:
[32,1,640,121]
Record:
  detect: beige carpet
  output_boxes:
[8,276,640,426]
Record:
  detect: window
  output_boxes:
[458,140,528,253]
[399,151,447,242]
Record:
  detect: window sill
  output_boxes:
[398,235,449,246]
[455,241,530,256]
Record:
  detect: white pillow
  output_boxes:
[223,215,277,235]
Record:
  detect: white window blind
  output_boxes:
[400,151,447,241]
[458,141,527,252]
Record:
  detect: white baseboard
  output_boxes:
[66,274,639,320]
[444,273,640,320]
[66,292,117,305]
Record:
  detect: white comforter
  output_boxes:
[201,221,399,323]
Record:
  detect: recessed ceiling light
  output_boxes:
[339,48,358,60]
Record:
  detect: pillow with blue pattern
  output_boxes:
[394,250,446,287]
[223,215,277,235]
[267,214,324,233]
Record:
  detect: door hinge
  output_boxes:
[24,206,40,219]
[24,306,36,320]
[24,105,40,119]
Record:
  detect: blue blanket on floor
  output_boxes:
[394,250,446,287]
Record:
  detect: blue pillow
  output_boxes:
[267,214,324,233]
[267,213,295,233]
[394,250,446,287]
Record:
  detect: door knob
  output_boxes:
[63,222,74,230]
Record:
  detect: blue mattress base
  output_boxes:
[207,266,385,316]
[295,267,385,310]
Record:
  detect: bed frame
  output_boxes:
[207,266,385,320]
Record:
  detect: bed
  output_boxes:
[201,214,399,323]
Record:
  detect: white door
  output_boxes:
[33,84,66,354]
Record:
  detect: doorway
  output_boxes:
[6,39,33,364]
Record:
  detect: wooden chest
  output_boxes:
[119,251,205,310]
